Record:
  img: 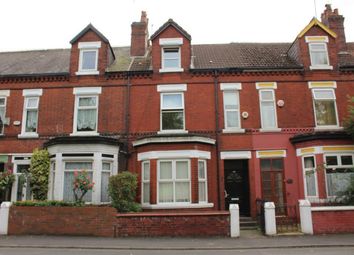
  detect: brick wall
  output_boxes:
[8,206,117,237]
[115,211,230,237]
[8,206,230,237]
[312,209,354,234]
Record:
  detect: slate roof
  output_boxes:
[1,42,354,76]
[191,43,301,70]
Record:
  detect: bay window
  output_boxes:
[198,160,208,203]
[158,160,190,203]
[142,161,150,204]
[101,162,112,202]
[63,161,93,202]
[302,156,318,197]
[325,154,354,197]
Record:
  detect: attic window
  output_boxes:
[159,38,184,73]
[76,41,101,75]
[305,36,332,70]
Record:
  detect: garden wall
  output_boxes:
[311,206,354,234]
[8,206,117,237]
[8,206,230,237]
[115,211,230,237]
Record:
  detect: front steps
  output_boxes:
[240,216,258,230]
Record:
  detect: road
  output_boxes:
[0,247,354,255]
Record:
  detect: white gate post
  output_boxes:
[299,199,313,234]
[0,202,12,235]
[264,202,277,235]
[229,204,240,237]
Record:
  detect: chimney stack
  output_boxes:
[321,4,347,52]
[130,11,149,56]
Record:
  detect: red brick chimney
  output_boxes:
[130,11,149,56]
[321,4,347,52]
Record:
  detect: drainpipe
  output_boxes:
[213,70,221,210]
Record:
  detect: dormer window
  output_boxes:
[159,38,183,73]
[305,36,332,70]
[162,47,180,69]
[76,41,101,75]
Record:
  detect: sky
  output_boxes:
[0,0,353,51]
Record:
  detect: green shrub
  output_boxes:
[108,172,141,212]
[29,148,50,200]
[13,200,77,207]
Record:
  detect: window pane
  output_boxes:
[101,172,110,202]
[224,92,238,109]
[304,157,315,168]
[198,161,205,179]
[159,182,173,202]
[260,91,274,101]
[326,170,354,196]
[261,101,276,128]
[82,50,97,70]
[341,156,353,166]
[162,111,184,130]
[305,171,317,196]
[77,109,97,131]
[160,162,172,179]
[143,162,150,181]
[162,94,183,109]
[164,59,179,68]
[260,159,271,171]
[102,162,111,171]
[326,156,338,166]
[163,48,179,68]
[198,181,207,202]
[226,110,239,128]
[79,97,96,107]
[25,110,38,132]
[0,98,5,105]
[313,90,335,99]
[65,162,93,170]
[26,98,38,108]
[175,182,190,202]
[272,159,284,171]
[64,171,93,202]
[176,161,188,179]
[0,162,5,172]
[143,183,150,203]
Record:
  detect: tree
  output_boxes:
[29,148,50,200]
[344,96,354,140]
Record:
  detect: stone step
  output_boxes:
[240,217,259,230]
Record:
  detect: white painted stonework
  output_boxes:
[299,199,313,235]
[0,202,11,235]
[229,204,240,238]
[264,202,277,235]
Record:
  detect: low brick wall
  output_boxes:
[312,207,354,234]
[8,206,230,237]
[115,211,230,237]
[8,206,117,237]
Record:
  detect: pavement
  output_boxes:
[0,230,354,250]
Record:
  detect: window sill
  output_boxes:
[309,65,333,70]
[259,128,281,133]
[159,68,184,73]
[18,133,39,139]
[70,132,100,136]
[157,130,188,135]
[75,71,99,76]
[142,202,214,210]
[314,126,343,131]
[222,128,245,134]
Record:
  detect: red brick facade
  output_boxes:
[0,5,353,231]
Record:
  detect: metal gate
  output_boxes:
[275,203,300,233]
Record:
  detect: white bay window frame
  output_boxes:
[141,161,150,205]
[302,155,318,198]
[157,159,191,204]
[198,160,208,203]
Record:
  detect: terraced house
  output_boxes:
[0,4,353,220]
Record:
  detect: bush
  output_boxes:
[13,200,78,207]
[29,148,50,200]
[72,170,95,204]
[108,172,141,212]
[0,170,15,191]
